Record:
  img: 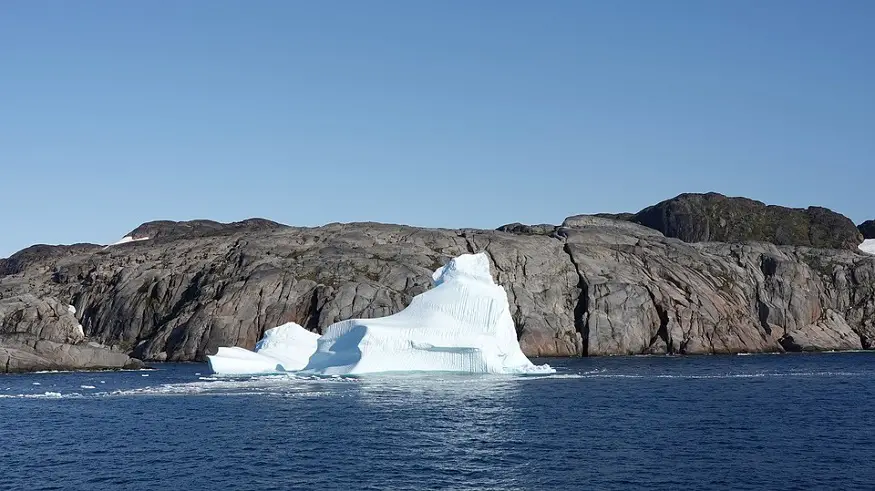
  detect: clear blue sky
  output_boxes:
[1,1,873,258]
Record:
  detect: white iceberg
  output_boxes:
[302,253,554,375]
[207,322,319,375]
[860,239,875,255]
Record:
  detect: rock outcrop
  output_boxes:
[630,193,863,250]
[496,223,558,237]
[1,213,874,369]
[0,295,142,373]
[859,220,875,240]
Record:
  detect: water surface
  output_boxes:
[2,353,874,490]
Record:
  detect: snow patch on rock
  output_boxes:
[104,235,150,248]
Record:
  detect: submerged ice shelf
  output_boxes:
[208,253,553,376]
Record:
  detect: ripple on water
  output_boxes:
[1,355,874,490]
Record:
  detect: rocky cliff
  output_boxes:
[1,201,874,371]
[0,295,142,372]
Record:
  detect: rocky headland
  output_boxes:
[1,193,873,373]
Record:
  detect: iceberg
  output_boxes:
[860,239,875,255]
[207,322,319,375]
[303,253,554,375]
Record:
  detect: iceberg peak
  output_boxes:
[431,252,495,287]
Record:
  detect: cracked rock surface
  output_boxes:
[0,295,142,372]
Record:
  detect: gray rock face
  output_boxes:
[562,214,664,237]
[859,220,875,240]
[0,295,142,372]
[1,215,874,370]
[630,193,863,250]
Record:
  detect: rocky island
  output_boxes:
[1,192,874,373]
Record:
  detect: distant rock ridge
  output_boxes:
[127,218,287,241]
[0,244,103,277]
[1,194,873,372]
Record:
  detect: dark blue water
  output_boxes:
[2,354,875,490]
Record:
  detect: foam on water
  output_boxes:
[4,366,871,400]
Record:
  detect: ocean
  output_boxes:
[2,353,874,490]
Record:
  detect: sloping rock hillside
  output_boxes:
[2,207,874,371]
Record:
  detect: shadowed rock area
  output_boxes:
[2,207,875,371]
[630,193,863,250]
[859,220,875,240]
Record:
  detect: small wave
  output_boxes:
[577,371,869,380]
[0,391,84,399]
[519,373,590,380]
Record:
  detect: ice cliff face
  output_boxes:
[303,253,553,375]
